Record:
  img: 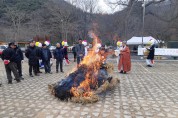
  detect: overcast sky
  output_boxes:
[93,0,123,13]
[97,0,125,13]
[66,0,124,14]
[98,0,113,13]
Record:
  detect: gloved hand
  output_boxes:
[4,60,10,65]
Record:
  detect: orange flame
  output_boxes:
[70,32,106,97]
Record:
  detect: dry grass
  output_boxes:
[48,63,120,104]
[70,77,120,104]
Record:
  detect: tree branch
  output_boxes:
[145,0,166,7]
[146,11,178,22]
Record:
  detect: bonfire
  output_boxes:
[48,33,120,103]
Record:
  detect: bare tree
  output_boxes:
[5,7,26,41]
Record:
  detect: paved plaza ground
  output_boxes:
[0,58,178,118]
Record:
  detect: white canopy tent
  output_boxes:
[127,36,158,45]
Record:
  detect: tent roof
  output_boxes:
[127,36,157,45]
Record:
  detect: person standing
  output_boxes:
[53,43,64,73]
[36,42,43,73]
[72,43,77,62]
[63,44,70,65]
[41,43,52,74]
[14,43,24,80]
[1,42,21,84]
[82,40,88,57]
[75,38,85,67]
[146,42,155,67]
[115,41,123,66]
[25,40,39,77]
[118,41,131,74]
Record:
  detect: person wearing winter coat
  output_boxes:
[25,40,40,77]
[1,42,21,84]
[63,46,70,65]
[36,44,43,73]
[75,38,85,67]
[146,43,155,67]
[41,44,52,74]
[53,43,64,73]
[72,43,77,62]
[14,43,24,80]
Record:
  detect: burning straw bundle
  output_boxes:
[48,62,119,104]
[48,32,119,103]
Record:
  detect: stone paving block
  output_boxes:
[0,61,178,117]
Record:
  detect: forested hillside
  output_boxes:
[0,0,177,45]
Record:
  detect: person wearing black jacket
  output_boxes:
[36,46,42,73]
[72,43,77,62]
[1,42,21,84]
[14,43,24,80]
[63,46,70,65]
[41,44,52,74]
[25,40,40,77]
[53,43,64,73]
[146,43,155,67]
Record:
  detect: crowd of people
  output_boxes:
[1,37,155,85]
[1,38,86,84]
[115,39,155,73]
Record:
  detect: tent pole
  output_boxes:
[142,0,145,47]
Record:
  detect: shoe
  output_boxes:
[8,80,12,84]
[38,71,42,73]
[61,71,64,73]
[119,70,123,73]
[20,77,24,80]
[30,74,34,77]
[147,65,152,67]
[123,71,127,74]
[49,72,53,74]
[56,70,58,73]
[45,72,48,74]
[35,73,40,76]
[16,79,21,83]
